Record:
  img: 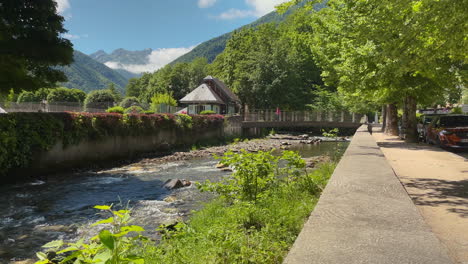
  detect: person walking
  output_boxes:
[367,122,373,135]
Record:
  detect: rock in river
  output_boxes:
[162,179,191,190]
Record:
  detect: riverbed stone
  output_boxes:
[162,179,191,189]
[215,163,228,169]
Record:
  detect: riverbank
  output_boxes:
[3,134,346,263]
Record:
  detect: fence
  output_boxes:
[243,110,366,123]
[0,102,185,114]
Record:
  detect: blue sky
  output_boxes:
[55,0,289,55]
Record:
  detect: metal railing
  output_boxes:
[243,110,365,123]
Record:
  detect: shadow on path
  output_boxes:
[403,178,468,218]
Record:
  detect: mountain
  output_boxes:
[171,2,317,64]
[59,51,128,93]
[90,48,152,78]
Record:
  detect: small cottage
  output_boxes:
[180,76,240,115]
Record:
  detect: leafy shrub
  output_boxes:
[35,151,335,264]
[176,113,193,129]
[451,106,463,114]
[151,93,177,113]
[47,87,86,103]
[119,97,142,108]
[106,106,125,114]
[84,90,115,110]
[17,91,40,103]
[200,110,216,115]
[124,106,144,114]
[35,205,146,264]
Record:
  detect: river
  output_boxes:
[0,140,349,263]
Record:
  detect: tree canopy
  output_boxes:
[0,0,74,94]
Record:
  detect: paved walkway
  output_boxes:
[284,126,452,264]
[373,129,468,264]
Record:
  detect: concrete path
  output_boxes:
[373,130,468,264]
[284,126,452,264]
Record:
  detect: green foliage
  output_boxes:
[451,107,463,114]
[200,150,309,203]
[107,83,123,103]
[142,155,334,263]
[199,110,216,115]
[210,20,322,110]
[322,128,339,138]
[47,87,87,103]
[150,93,177,113]
[58,51,128,93]
[0,0,73,93]
[120,97,142,109]
[35,151,334,264]
[176,114,193,129]
[124,106,144,114]
[35,205,146,264]
[16,91,40,103]
[106,106,125,114]
[84,90,116,110]
[0,112,224,179]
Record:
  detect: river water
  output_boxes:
[0,141,348,262]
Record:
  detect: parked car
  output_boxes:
[418,114,444,142]
[426,115,468,149]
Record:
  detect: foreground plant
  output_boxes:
[35,205,147,264]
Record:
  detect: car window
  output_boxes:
[440,116,468,127]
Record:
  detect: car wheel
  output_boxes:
[426,135,432,145]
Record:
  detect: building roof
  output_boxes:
[204,76,240,103]
[180,83,225,104]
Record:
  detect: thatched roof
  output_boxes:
[204,76,240,103]
[180,83,225,104]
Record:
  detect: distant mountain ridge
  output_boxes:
[59,51,128,93]
[171,1,318,64]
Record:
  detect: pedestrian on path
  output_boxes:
[367,123,373,135]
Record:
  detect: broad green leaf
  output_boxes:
[91,217,114,226]
[36,252,47,260]
[121,225,145,233]
[42,240,63,248]
[92,250,112,263]
[94,205,111,210]
[99,230,115,250]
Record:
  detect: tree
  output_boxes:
[284,0,466,141]
[125,78,142,98]
[16,91,40,103]
[84,90,115,110]
[150,93,177,113]
[0,0,74,94]
[119,97,142,108]
[107,83,123,103]
[46,87,86,103]
[210,21,322,111]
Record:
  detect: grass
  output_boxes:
[139,163,335,264]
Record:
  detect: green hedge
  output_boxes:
[0,112,224,178]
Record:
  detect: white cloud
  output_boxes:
[62,33,88,40]
[104,46,195,74]
[217,9,256,20]
[54,0,70,14]
[216,0,289,20]
[246,0,289,16]
[198,0,217,8]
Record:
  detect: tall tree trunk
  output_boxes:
[404,96,418,143]
[384,103,399,136]
[381,105,387,132]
